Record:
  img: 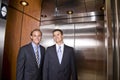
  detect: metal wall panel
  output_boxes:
[74,22,106,80]
[0,18,6,80]
[40,21,106,80]
[110,0,120,80]
[40,24,74,48]
[0,0,8,79]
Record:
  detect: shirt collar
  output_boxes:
[32,42,40,49]
[56,43,64,47]
[56,43,64,50]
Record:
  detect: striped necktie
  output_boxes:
[36,46,39,67]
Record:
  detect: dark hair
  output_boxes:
[30,29,42,36]
[52,29,63,35]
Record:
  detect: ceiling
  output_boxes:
[40,0,105,25]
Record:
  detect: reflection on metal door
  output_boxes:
[40,22,106,80]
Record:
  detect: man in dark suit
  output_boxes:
[16,29,45,80]
[43,29,78,80]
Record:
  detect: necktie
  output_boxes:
[57,46,62,64]
[36,46,39,67]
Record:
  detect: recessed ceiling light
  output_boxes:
[66,10,73,15]
[101,7,104,10]
[100,6,105,11]
[20,1,29,6]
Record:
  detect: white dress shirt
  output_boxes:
[56,43,64,64]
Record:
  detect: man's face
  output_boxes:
[53,31,63,44]
[30,31,42,45]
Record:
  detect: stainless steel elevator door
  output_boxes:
[75,22,106,80]
[40,22,106,80]
[40,24,74,48]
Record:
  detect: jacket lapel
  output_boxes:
[54,44,67,65]
[28,43,38,67]
[60,44,67,65]
[39,45,44,66]
[53,45,60,65]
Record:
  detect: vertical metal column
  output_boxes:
[106,0,120,80]
[0,0,2,78]
[105,0,113,80]
[114,0,119,80]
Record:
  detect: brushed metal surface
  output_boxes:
[40,21,106,80]
[0,18,6,80]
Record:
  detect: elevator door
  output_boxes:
[74,22,106,80]
[40,24,74,47]
[40,22,106,80]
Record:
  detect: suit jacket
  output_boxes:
[43,44,78,80]
[17,43,45,80]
